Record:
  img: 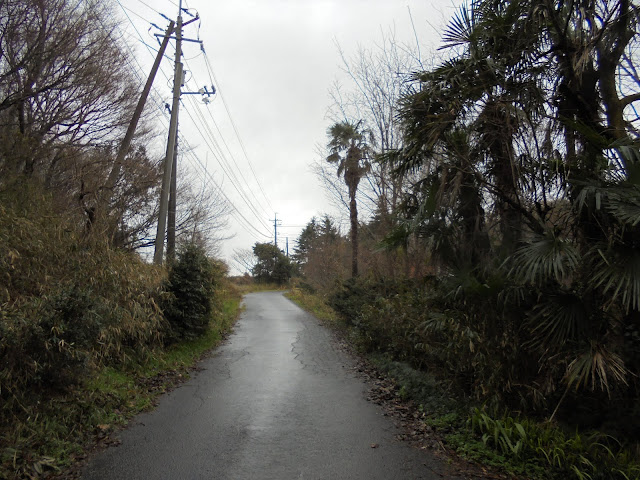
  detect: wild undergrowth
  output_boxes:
[466,408,640,480]
[232,281,290,295]
[0,183,240,479]
[368,354,640,480]
[0,293,240,479]
[291,280,640,480]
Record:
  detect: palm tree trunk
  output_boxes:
[349,188,358,277]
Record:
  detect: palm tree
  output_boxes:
[390,0,640,406]
[326,121,372,277]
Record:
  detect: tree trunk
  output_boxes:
[484,101,521,252]
[349,187,358,278]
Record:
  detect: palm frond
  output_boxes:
[575,183,640,226]
[526,292,589,350]
[587,245,640,312]
[604,186,640,226]
[441,3,475,49]
[574,185,602,214]
[565,342,628,395]
[606,198,640,226]
[326,152,340,164]
[379,221,411,250]
[509,233,580,286]
[617,144,640,169]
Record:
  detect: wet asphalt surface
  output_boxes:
[81,291,460,479]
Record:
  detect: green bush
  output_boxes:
[371,356,455,415]
[328,274,539,409]
[27,286,102,387]
[0,181,237,478]
[297,281,317,295]
[163,243,218,342]
[469,408,640,480]
[329,277,413,326]
[0,182,166,408]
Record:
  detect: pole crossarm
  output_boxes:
[155,34,202,44]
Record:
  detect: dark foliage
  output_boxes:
[0,182,168,438]
[329,277,413,327]
[251,242,295,285]
[27,286,102,387]
[163,243,217,342]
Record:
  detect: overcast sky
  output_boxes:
[119,0,461,273]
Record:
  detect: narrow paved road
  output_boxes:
[82,291,461,479]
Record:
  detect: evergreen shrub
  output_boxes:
[163,243,218,342]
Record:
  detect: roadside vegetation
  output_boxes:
[0,0,237,478]
[0,187,240,478]
[286,1,640,478]
[289,282,640,480]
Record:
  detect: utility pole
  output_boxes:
[154,1,183,264]
[270,214,282,249]
[97,21,175,222]
[285,237,289,257]
[152,7,213,264]
[167,128,178,262]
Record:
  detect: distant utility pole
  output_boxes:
[285,237,289,257]
[270,213,282,248]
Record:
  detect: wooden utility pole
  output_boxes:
[270,213,282,249]
[97,21,175,220]
[154,2,183,264]
[167,128,178,262]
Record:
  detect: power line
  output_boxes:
[159,94,271,241]
[179,140,271,239]
[132,0,163,15]
[123,8,272,233]
[156,123,269,241]
[181,59,272,220]
[202,53,275,213]
[180,96,272,231]
[114,1,273,242]
[117,2,151,23]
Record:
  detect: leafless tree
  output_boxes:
[232,248,257,275]
[0,0,232,255]
[0,0,142,180]
[174,163,232,257]
[325,30,434,222]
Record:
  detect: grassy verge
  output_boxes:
[286,289,640,480]
[0,293,241,480]
[285,287,339,326]
[233,281,290,295]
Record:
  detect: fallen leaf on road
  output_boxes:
[370,443,379,448]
